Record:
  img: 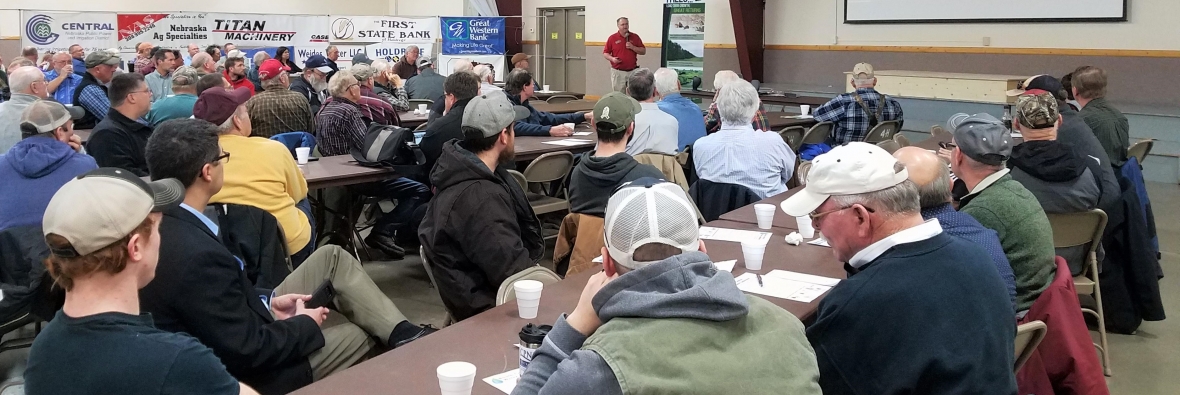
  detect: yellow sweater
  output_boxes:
[211,134,311,253]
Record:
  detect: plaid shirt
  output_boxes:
[704,101,770,133]
[77,85,111,122]
[813,88,904,145]
[246,88,316,138]
[324,94,398,127]
[315,97,367,156]
[373,83,411,112]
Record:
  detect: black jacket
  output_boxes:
[0,225,49,323]
[1058,106,1121,215]
[288,76,323,115]
[689,179,760,222]
[140,206,323,395]
[418,141,544,321]
[568,151,665,217]
[1008,140,1101,214]
[88,109,154,176]
[209,203,292,290]
[1100,166,1166,334]
[419,98,471,177]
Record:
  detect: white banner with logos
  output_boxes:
[21,11,118,55]
[365,43,436,66]
[207,14,329,48]
[117,13,211,52]
[438,54,505,80]
[328,15,438,44]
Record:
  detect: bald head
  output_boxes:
[893,146,952,208]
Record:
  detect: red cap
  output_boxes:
[194,87,252,125]
[257,59,289,81]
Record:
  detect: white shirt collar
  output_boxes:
[967,168,1010,196]
[847,218,943,268]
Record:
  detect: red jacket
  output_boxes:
[225,71,256,96]
[1016,256,1110,395]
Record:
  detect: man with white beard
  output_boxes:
[289,54,333,113]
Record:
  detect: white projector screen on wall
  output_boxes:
[845,0,1128,23]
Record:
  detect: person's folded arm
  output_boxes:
[511,315,623,395]
[513,120,553,137]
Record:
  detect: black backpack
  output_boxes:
[351,123,427,179]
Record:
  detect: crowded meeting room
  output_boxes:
[1,0,1177,393]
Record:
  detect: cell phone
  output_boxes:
[304,280,336,309]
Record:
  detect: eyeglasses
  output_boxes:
[809,204,875,222]
[212,151,231,164]
[348,84,360,90]
[938,141,957,150]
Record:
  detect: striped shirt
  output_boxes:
[315,97,367,156]
[692,124,796,199]
[246,88,316,138]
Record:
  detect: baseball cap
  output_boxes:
[1014,91,1060,130]
[171,66,201,86]
[304,54,334,73]
[257,59,289,80]
[20,100,84,136]
[948,113,1012,166]
[511,53,530,65]
[1006,75,1066,100]
[193,87,252,125]
[462,91,529,138]
[852,63,875,80]
[352,53,373,65]
[350,63,376,81]
[417,57,434,68]
[226,49,245,59]
[43,168,184,257]
[781,142,909,217]
[85,51,121,68]
[593,92,642,134]
[604,178,700,270]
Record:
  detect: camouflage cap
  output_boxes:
[1014,90,1059,130]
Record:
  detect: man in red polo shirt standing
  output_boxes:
[603,17,645,93]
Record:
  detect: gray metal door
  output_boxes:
[539,7,586,92]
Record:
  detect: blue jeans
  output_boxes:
[351,177,430,238]
[292,198,316,266]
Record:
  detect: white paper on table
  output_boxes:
[733,273,832,303]
[1011,132,1023,138]
[765,270,841,286]
[793,115,815,119]
[698,227,772,244]
[713,260,737,272]
[562,138,593,143]
[542,140,588,147]
[484,369,520,394]
[807,237,830,247]
[572,131,593,136]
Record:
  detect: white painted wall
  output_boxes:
[520,0,734,44]
[392,0,466,18]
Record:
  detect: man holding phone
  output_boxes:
[603,17,646,93]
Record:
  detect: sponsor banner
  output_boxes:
[365,42,435,66]
[661,1,705,86]
[208,14,329,48]
[440,17,505,55]
[438,54,505,80]
[117,13,211,51]
[328,16,438,44]
[21,11,118,55]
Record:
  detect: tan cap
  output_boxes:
[511,53,530,66]
[43,168,184,257]
[852,63,875,79]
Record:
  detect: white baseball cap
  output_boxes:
[604,178,699,270]
[43,168,184,257]
[780,142,909,217]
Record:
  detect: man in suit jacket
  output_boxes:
[138,119,435,394]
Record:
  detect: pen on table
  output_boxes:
[756,274,764,287]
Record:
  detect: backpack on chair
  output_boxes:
[351,123,427,180]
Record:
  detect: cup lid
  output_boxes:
[437,361,477,379]
[513,279,544,291]
[519,323,553,343]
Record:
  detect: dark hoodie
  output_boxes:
[1008,140,1100,214]
[1058,105,1120,215]
[568,151,664,217]
[0,137,97,230]
[418,141,544,321]
[512,253,822,395]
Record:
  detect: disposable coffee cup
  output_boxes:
[513,280,544,319]
[418,104,429,113]
[800,104,811,115]
[295,147,311,165]
[562,122,575,130]
[796,215,815,238]
[741,240,766,271]
[543,84,551,92]
[437,362,477,395]
[753,204,776,230]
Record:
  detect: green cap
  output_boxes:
[592,92,642,134]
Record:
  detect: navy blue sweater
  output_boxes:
[806,232,1017,395]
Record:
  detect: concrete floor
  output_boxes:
[1,184,1175,393]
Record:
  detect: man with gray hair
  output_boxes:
[247,51,270,92]
[343,63,398,125]
[781,142,1017,394]
[623,68,678,155]
[704,70,770,133]
[44,52,82,105]
[948,113,1055,313]
[74,51,123,129]
[393,45,420,79]
[654,68,706,148]
[0,66,51,152]
[893,146,1017,309]
[474,64,501,94]
[692,79,794,198]
[514,177,822,395]
[147,66,201,126]
[812,62,904,145]
[368,60,410,111]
